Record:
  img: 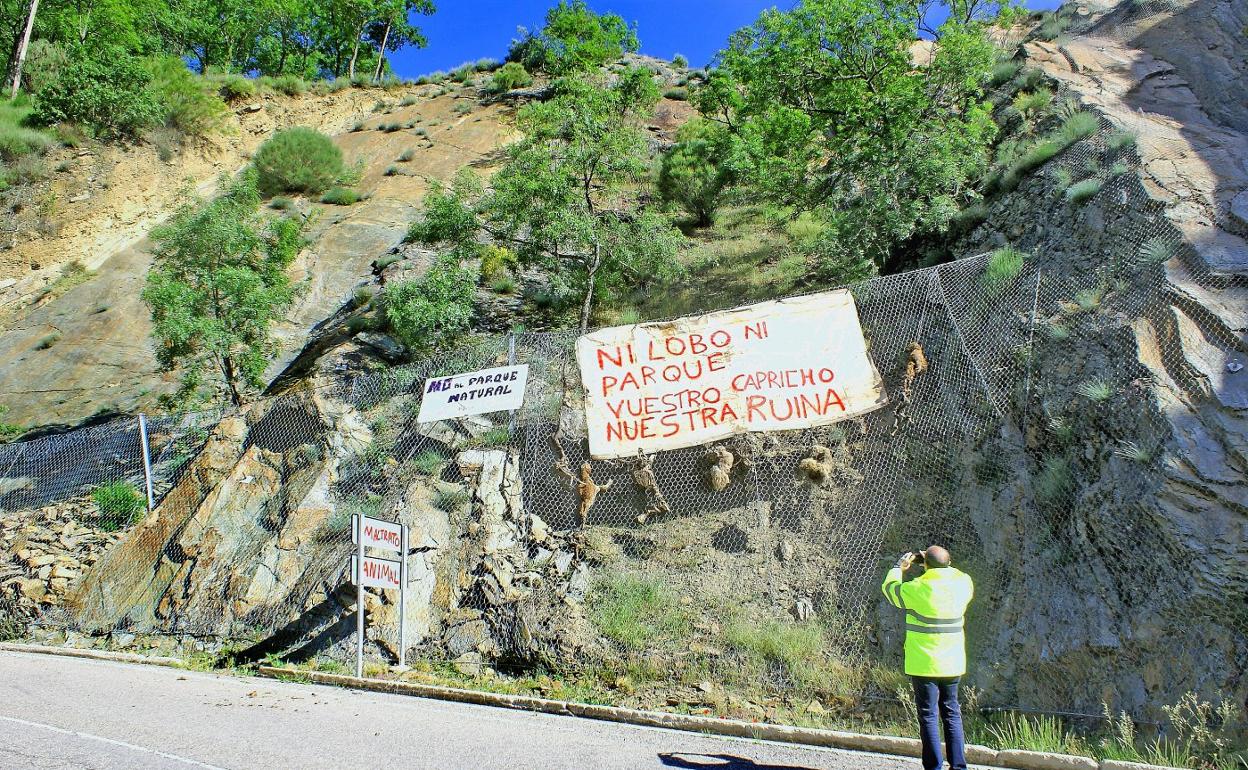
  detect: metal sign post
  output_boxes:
[355,513,365,679]
[350,514,408,677]
[399,524,409,669]
[137,414,155,512]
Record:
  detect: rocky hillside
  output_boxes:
[0,0,1244,743]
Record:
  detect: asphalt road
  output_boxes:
[0,650,939,770]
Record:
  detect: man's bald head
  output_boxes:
[924,545,951,568]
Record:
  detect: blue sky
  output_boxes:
[387,1,1060,78]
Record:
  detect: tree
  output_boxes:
[658,117,735,227]
[411,70,682,331]
[509,0,638,75]
[142,172,303,406]
[698,0,1000,275]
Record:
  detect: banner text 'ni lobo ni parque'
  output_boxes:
[576,290,888,459]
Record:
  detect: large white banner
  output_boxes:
[576,290,887,459]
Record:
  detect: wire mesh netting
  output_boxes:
[2,24,1246,730]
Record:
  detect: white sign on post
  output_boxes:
[351,554,402,590]
[352,516,402,552]
[350,514,409,676]
[575,289,888,459]
[416,364,529,423]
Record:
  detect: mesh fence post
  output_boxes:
[137,413,155,512]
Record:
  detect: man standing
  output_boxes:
[882,545,975,770]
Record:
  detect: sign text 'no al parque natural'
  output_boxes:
[575,290,887,459]
[416,364,529,423]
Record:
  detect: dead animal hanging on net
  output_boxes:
[629,450,671,524]
[797,443,862,486]
[890,341,928,436]
[704,444,735,492]
[551,425,612,527]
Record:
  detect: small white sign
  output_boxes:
[416,364,528,423]
[351,514,402,553]
[351,554,402,590]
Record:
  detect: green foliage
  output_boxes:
[658,118,734,226]
[146,56,229,136]
[32,54,161,138]
[490,276,517,293]
[723,617,833,691]
[92,481,145,530]
[672,53,688,69]
[478,244,518,282]
[433,488,469,512]
[489,62,534,93]
[143,173,302,405]
[1137,238,1174,266]
[412,449,444,475]
[1106,130,1136,150]
[663,87,688,101]
[252,127,344,195]
[218,75,256,101]
[1056,112,1098,145]
[269,196,294,210]
[984,712,1091,756]
[0,99,54,161]
[1036,12,1071,41]
[982,247,1025,296]
[1065,178,1102,205]
[1076,379,1113,401]
[1035,455,1073,508]
[1012,88,1052,114]
[381,255,476,352]
[588,573,688,649]
[990,59,1022,86]
[0,405,23,443]
[700,0,1000,272]
[511,0,640,74]
[269,74,306,96]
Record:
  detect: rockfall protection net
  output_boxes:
[2,57,1245,730]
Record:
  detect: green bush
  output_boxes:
[1057,112,1098,145]
[412,449,444,475]
[0,405,23,443]
[489,62,534,93]
[253,127,344,195]
[1106,130,1136,150]
[982,247,1025,296]
[1065,178,1101,205]
[382,255,475,352]
[270,74,306,96]
[146,56,229,136]
[433,488,470,512]
[32,55,161,138]
[658,118,735,226]
[672,53,688,69]
[990,60,1022,86]
[1012,88,1052,114]
[0,99,53,161]
[218,74,256,101]
[478,244,518,282]
[663,87,688,101]
[92,481,145,530]
[320,186,360,205]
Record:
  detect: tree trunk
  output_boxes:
[347,27,362,80]
[580,244,601,332]
[372,22,390,83]
[9,0,38,100]
[220,356,244,406]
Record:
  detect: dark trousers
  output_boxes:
[912,676,967,770]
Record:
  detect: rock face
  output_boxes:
[66,394,359,637]
[1,500,126,628]
[937,0,1247,721]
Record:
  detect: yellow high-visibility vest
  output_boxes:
[881,565,974,677]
